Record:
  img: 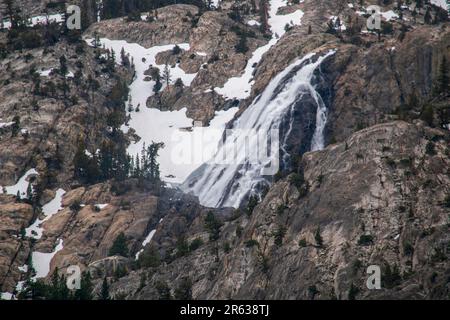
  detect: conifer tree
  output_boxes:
[109,232,129,257]
[162,62,171,86]
[74,272,93,300]
[434,56,449,96]
[100,277,110,300]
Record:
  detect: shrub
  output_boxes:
[381,21,393,34]
[425,141,436,156]
[403,243,414,256]
[246,195,259,216]
[314,227,323,247]
[155,280,172,300]
[176,236,190,257]
[138,246,160,268]
[358,235,374,246]
[223,242,231,253]
[69,201,82,212]
[443,195,450,208]
[174,278,192,300]
[385,157,396,167]
[174,78,183,87]
[273,226,287,246]
[276,204,286,215]
[431,247,447,262]
[245,239,259,248]
[298,238,307,248]
[421,104,434,126]
[235,36,248,54]
[189,238,204,251]
[114,265,128,279]
[204,211,223,241]
[348,283,359,300]
[289,173,305,188]
[383,264,402,289]
[399,157,413,167]
[172,45,182,55]
[352,259,362,274]
[236,225,243,238]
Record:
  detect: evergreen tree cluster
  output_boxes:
[1,0,83,54]
[73,140,165,186]
[130,142,165,181]
[109,232,129,257]
[18,268,93,300]
[204,211,223,241]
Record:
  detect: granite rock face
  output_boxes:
[117,121,450,300]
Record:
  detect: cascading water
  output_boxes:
[182,50,336,208]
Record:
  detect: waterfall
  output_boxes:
[181,50,335,208]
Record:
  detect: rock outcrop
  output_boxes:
[114,121,450,300]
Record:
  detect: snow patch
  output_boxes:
[25,188,66,239]
[247,19,261,26]
[381,10,399,21]
[135,229,157,260]
[0,292,13,300]
[0,121,14,129]
[431,0,449,11]
[32,239,64,279]
[18,265,28,273]
[1,169,38,199]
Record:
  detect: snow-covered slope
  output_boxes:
[431,0,449,11]
[215,0,305,100]
[85,38,238,183]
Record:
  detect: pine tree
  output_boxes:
[424,7,432,25]
[100,277,110,300]
[155,280,172,300]
[174,278,192,300]
[109,232,129,257]
[146,142,164,181]
[120,47,130,67]
[127,95,133,112]
[433,56,449,96]
[73,140,91,181]
[259,0,269,33]
[49,267,70,300]
[162,62,171,86]
[26,182,33,202]
[11,115,20,136]
[3,0,21,29]
[74,272,93,300]
[204,211,223,241]
[315,227,324,247]
[59,55,68,76]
